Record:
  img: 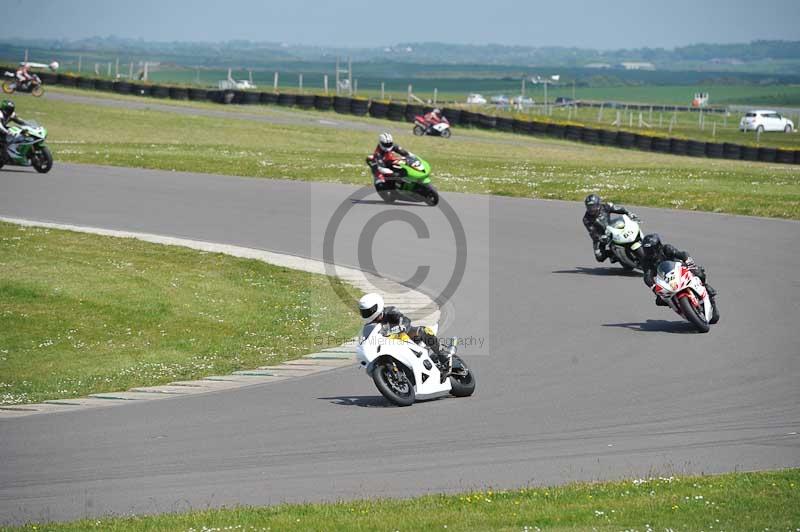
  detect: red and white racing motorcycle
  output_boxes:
[651,260,718,333]
[413,115,451,138]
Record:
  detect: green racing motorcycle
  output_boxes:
[1,121,53,173]
[373,154,439,206]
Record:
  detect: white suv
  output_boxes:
[739,110,794,133]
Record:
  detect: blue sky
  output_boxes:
[9,0,800,49]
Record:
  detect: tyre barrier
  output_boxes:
[476,113,497,130]
[260,91,278,105]
[564,125,583,142]
[187,88,208,101]
[77,77,96,90]
[132,85,152,97]
[333,96,351,114]
[758,147,777,163]
[405,104,424,123]
[581,127,600,144]
[651,136,671,153]
[634,134,653,151]
[369,101,389,119]
[296,94,316,109]
[277,93,296,107]
[687,140,707,157]
[442,108,461,126]
[741,145,759,161]
[231,91,245,104]
[151,85,171,98]
[598,128,617,146]
[387,102,407,122]
[460,110,477,127]
[616,131,636,148]
[168,87,188,100]
[529,120,549,136]
[795,150,800,165]
[513,119,531,134]
[38,72,58,84]
[57,74,78,87]
[706,142,724,159]
[776,148,795,164]
[208,90,234,104]
[670,139,688,156]
[95,79,114,92]
[350,98,369,116]
[313,95,332,110]
[496,117,514,132]
[241,91,260,105]
[722,143,741,160]
[546,123,566,139]
[114,81,132,94]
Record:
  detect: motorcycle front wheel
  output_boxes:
[373,361,415,406]
[2,81,15,94]
[678,295,710,333]
[441,128,452,138]
[32,146,54,174]
[423,186,439,206]
[449,355,476,397]
[31,85,44,97]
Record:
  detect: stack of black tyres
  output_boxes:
[496,117,514,132]
[133,85,152,97]
[208,90,234,104]
[460,110,477,128]
[188,88,208,101]
[57,74,78,87]
[405,104,424,123]
[442,108,461,126]
[351,98,369,116]
[706,142,724,158]
[296,94,315,109]
[616,131,636,148]
[687,140,707,157]
[740,145,759,162]
[38,72,57,84]
[530,120,549,137]
[241,91,260,104]
[795,150,800,165]
[513,119,531,134]
[476,113,496,130]
[564,125,583,142]
[313,95,332,110]
[277,93,296,107]
[369,101,389,119]
[77,77,96,90]
[231,91,246,104]
[581,128,600,144]
[95,79,114,92]
[758,147,777,163]
[169,87,189,100]
[776,149,795,164]
[722,142,741,160]
[114,81,133,94]
[151,85,170,98]
[598,129,617,146]
[651,136,670,153]
[546,123,566,139]
[261,92,278,105]
[387,102,406,121]
[670,139,689,156]
[333,96,351,114]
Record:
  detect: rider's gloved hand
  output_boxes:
[388,324,406,335]
[629,213,640,221]
[685,257,696,268]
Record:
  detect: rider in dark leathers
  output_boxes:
[640,233,719,323]
[0,100,28,160]
[582,194,638,262]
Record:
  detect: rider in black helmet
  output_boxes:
[0,100,28,160]
[640,233,719,323]
[582,194,638,263]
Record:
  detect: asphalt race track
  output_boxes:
[1,163,798,524]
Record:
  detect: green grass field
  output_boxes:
[7,469,798,531]
[19,89,800,219]
[0,222,362,405]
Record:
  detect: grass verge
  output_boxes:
[14,89,800,219]
[0,222,361,405]
[6,469,798,531]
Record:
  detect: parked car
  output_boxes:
[554,96,575,105]
[490,95,510,105]
[739,110,794,133]
[466,93,487,104]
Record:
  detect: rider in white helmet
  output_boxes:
[366,132,411,181]
[358,293,446,365]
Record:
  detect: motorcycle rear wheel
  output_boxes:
[449,355,476,397]
[373,361,415,407]
[32,146,54,174]
[413,125,425,136]
[678,295,710,333]
[2,81,15,94]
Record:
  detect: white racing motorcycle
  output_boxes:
[601,214,645,270]
[651,260,717,333]
[413,114,452,138]
[356,323,476,407]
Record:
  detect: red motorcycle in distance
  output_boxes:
[413,115,451,138]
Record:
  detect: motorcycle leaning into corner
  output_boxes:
[1,122,53,173]
[356,322,476,407]
[599,213,645,270]
[369,153,440,206]
[3,72,44,97]
[651,260,718,333]
[413,114,451,138]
